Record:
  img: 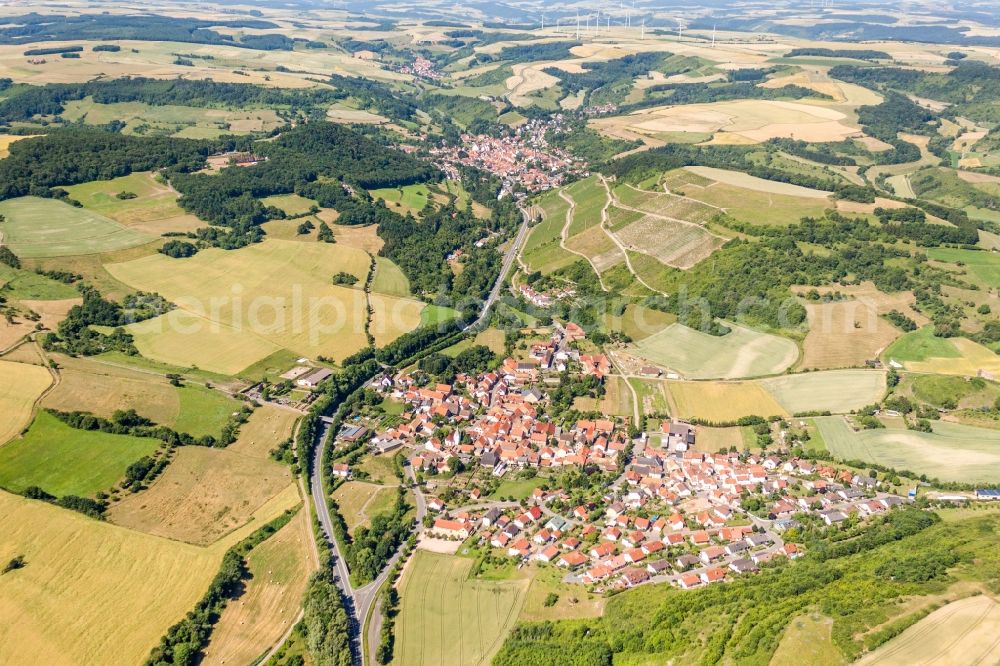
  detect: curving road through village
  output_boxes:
[307,207,531,665]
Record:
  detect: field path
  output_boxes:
[598,178,669,297]
[606,180,729,283]
[608,347,642,427]
[558,190,610,291]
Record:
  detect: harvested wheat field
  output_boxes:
[202,505,317,666]
[227,404,299,459]
[665,380,788,421]
[107,447,294,546]
[594,100,859,144]
[630,323,799,379]
[855,595,1000,666]
[0,359,51,445]
[106,239,427,371]
[0,133,34,158]
[0,486,296,666]
[685,167,832,197]
[797,283,928,369]
[42,354,180,424]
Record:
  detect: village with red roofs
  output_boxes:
[329,321,911,593]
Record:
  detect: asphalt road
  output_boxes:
[464,206,531,332]
[308,206,530,665]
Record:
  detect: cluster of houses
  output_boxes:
[430,116,584,196]
[517,282,576,308]
[417,440,911,592]
[399,55,442,80]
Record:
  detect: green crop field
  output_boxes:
[761,370,887,415]
[884,327,961,363]
[261,193,318,217]
[394,551,529,666]
[0,264,80,300]
[0,197,154,257]
[629,323,799,379]
[884,327,1000,376]
[174,384,241,438]
[522,190,576,274]
[63,172,187,226]
[564,176,607,235]
[0,410,160,497]
[372,257,411,297]
[927,247,1000,288]
[371,184,431,216]
[814,416,1000,483]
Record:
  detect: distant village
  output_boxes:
[431,115,586,196]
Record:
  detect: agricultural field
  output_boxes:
[628,323,799,379]
[591,99,860,145]
[0,482,298,666]
[692,425,753,453]
[331,481,397,536]
[62,172,197,235]
[43,352,242,437]
[522,190,576,275]
[564,176,607,235]
[0,197,154,257]
[760,369,887,415]
[0,264,80,301]
[371,184,432,217]
[0,410,160,497]
[927,247,1000,288]
[884,327,1000,376]
[393,551,529,666]
[107,445,293,545]
[682,180,831,227]
[664,380,788,421]
[0,133,34,158]
[105,239,427,373]
[814,416,1000,483]
[261,193,318,217]
[855,595,1000,666]
[202,506,317,666]
[60,98,282,138]
[614,186,720,225]
[600,303,676,341]
[0,359,51,445]
[563,224,625,272]
[226,404,300,459]
[372,257,412,298]
[613,214,725,269]
[42,354,182,426]
[798,283,927,370]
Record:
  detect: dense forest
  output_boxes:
[0,128,222,201]
[0,12,300,49]
[0,77,342,122]
[785,47,891,60]
[830,60,1000,123]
